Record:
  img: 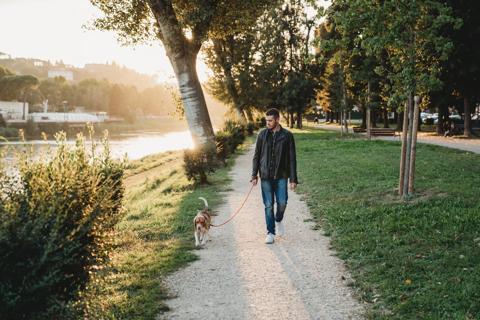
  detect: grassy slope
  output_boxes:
[97,136,254,319]
[294,128,480,319]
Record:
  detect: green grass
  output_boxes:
[94,135,255,319]
[294,128,480,319]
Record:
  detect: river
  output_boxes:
[0,130,194,166]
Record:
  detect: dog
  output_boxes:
[193,197,212,247]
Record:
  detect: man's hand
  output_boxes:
[251,177,258,186]
[289,182,297,190]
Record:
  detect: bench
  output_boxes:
[353,126,366,133]
[370,128,397,136]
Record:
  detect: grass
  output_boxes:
[94,135,255,319]
[293,128,480,319]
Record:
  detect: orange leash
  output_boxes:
[210,184,255,227]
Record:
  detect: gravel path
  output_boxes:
[158,145,364,320]
[314,123,480,154]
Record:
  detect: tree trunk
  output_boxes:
[361,106,367,129]
[149,1,215,147]
[212,38,246,123]
[397,111,403,131]
[284,111,290,127]
[244,108,254,123]
[383,109,389,128]
[296,111,302,129]
[289,112,295,129]
[436,104,447,135]
[402,94,414,198]
[170,54,215,146]
[399,102,408,196]
[366,107,371,139]
[408,96,421,194]
[335,112,340,123]
[464,96,472,137]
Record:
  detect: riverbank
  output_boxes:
[294,128,480,319]
[92,136,254,318]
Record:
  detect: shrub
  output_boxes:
[183,143,217,184]
[223,120,246,153]
[0,126,19,138]
[215,131,233,166]
[0,130,125,319]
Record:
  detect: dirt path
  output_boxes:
[158,145,364,320]
[314,123,480,154]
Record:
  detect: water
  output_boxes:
[0,130,194,166]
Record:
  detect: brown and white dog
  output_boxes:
[193,197,212,247]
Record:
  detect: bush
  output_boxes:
[0,126,19,138]
[223,120,246,153]
[0,130,125,319]
[215,131,233,166]
[183,143,217,184]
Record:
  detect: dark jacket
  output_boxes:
[251,126,298,183]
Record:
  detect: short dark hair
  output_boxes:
[265,108,280,119]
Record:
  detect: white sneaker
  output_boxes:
[265,233,275,244]
[276,221,285,236]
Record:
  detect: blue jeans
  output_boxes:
[260,178,288,235]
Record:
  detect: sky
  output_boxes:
[0,0,330,83]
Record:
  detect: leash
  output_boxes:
[210,183,255,227]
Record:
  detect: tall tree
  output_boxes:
[90,0,274,146]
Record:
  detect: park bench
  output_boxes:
[353,126,366,133]
[370,128,397,137]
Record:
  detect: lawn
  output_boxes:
[92,136,254,319]
[294,128,480,319]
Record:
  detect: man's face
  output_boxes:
[266,115,279,129]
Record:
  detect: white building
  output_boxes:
[28,112,106,124]
[0,101,28,121]
[47,70,74,81]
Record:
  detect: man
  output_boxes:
[251,108,298,244]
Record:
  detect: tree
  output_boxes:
[326,0,459,197]
[90,0,275,146]
[438,0,480,137]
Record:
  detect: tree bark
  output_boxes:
[361,106,367,129]
[397,111,403,131]
[170,54,215,146]
[408,96,421,194]
[399,103,408,196]
[464,96,472,137]
[383,108,389,128]
[149,0,215,146]
[244,108,254,123]
[402,94,414,198]
[289,112,295,129]
[296,111,302,129]
[366,107,371,140]
[212,38,246,123]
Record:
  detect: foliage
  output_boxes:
[183,144,218,184]
[0,130,125,319]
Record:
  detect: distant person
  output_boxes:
[313,116,319,124]
[251,108,298,244]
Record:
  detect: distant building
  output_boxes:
[29,112,107,124]
[0,101,28,121]
[48,69,74,81]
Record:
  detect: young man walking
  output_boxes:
[251,108,298,244]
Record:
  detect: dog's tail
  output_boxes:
[198,197,209,208]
